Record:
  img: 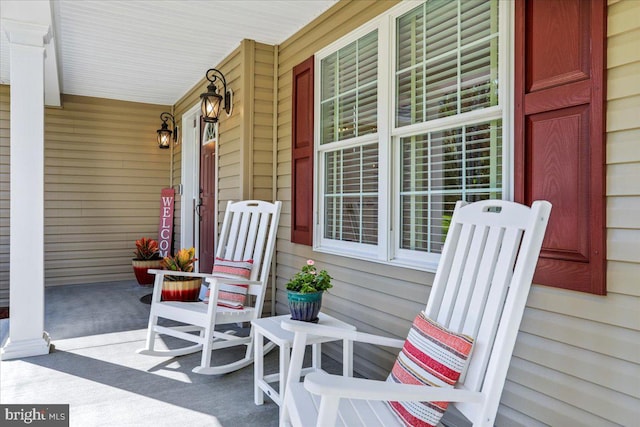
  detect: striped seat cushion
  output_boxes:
[204,283,249,309]
[386,312,474,427]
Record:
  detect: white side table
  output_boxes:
[252,313,355,409]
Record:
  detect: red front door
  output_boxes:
[198,120,216,273]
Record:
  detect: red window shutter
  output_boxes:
[514,0,606,294]
[291,56,314,246]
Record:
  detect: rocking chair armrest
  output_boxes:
[204,276,262,286]
[147,269,261,286]
[148,269,212,279]
[281,319,404,348]
[304,372,484,403]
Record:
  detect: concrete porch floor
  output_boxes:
[0,281,341,426]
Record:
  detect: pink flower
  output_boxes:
[306,259,315,266]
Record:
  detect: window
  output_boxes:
[314,0,508,269]
[319,30,379,250]
[203,122,218,145]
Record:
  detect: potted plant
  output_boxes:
[286,259,332,322]
[161,247,201,301]
[132,237,163,286]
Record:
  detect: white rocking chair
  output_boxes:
[280,199,551,426]
[137,200,281,375]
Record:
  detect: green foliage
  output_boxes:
[286,260,333,294]
[161,247,197,281]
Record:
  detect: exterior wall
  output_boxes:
[173,44,243,250]
[172,40,275,240]
[275,1,640,425]
[0,87,171,304]
[275,0,405,374]
[44,95,171,286]
[251,42,276,202]
[496,1,640,425]
[171,40,276,312]
[251,41,276,312]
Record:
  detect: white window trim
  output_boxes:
[314,18,386,261]
[313,0,514,273]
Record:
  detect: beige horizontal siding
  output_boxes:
[252,41,275,202]
[0,90,171,296]
[499,380,620,427]
[500,1,640,424]
[43,95,171,285]
[506,357,638,426]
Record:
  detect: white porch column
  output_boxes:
[1,20,51,360]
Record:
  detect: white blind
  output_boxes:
[400,120,502,253]
[315,0,505,264]
[324,143,378,244]
[396,0,499,127]
[321,30,378,144]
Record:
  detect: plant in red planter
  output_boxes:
[132,237,163,286]
[160,247,201,301]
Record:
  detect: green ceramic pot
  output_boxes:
[287,290,323,322]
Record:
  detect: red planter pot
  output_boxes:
[161,278,202,302]
[132,259,163,286]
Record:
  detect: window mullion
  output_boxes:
[490,120,498,199]
[410,14,418,125]
[356,38,361,138]
[427,132,432,253]
[462,124,467,200]
[456,0,462,115]
[332,153,339,240]
[359,148,364,243]
[410,136,417,249]
[338,150,344,241]
[422,4,427,124]
[333,54,340,142]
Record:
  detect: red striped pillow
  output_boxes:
[210,258,254,309]
[387,312,474,427]
[212,257,253,279]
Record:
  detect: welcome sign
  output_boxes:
[158,188,175,257]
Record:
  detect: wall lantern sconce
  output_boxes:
[157,112,178,149]
[200,68,233,123]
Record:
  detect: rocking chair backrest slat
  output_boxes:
[437,222,475,325]
[424,200,551,425]
[215,201,282,299]
[234,212,251,259]
[456,226,504,336]
[449,224,490,331]
[225,210,242,257]
[244,213,261,262]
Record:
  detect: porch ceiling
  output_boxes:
[0,0,337,106]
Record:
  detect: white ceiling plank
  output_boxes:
[0,0,337,105]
